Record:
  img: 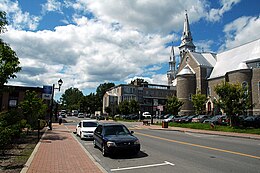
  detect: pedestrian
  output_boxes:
[58,114,62,125]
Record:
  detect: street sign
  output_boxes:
[42,85,53,100]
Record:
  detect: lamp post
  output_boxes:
[49,79,63,130]
[151,96,154,124]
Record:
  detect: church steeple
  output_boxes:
[179,11,196,59]
[167,44,176,85]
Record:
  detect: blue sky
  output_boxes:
[1,0,260,100]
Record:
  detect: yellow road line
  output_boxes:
[135,132,260,160]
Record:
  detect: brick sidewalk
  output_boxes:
[21,123,105,173]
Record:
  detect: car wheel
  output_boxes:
[93,139,97,148]
[80,132,83,139]
[102,145,108,157]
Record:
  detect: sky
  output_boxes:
[1,0,260,100]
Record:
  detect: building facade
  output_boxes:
[0,85,43,111]
[168,12,260,116]
[103,79,175,116]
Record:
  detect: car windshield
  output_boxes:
[83,122,97,127]
[104,125,130,136]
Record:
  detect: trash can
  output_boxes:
[162,121,168,128]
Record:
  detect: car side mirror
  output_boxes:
[131,131,134,134]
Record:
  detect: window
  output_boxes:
[207,86,211,96]
[189,93,192,101]
[256,62,260,68]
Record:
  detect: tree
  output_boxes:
[105,107,112,116]
[19,90,47,129]
[118,100,130,115]
[191,92,207,115]
[214,82,252,126]
[165,96,183,116]
[129,99,140,114]
[79,93,99,114]
[60,87,84,111]
[0,11,21,88]
[96,82,115,110]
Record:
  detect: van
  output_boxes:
[142,112,151,119]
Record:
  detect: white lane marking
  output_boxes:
[185,132,216,138]
[111,161,175,171]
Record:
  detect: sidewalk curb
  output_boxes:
[20,128,48,173]
[65,126,107,173]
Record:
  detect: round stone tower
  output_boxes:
[176,65,196,116]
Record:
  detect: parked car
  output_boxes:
[174,116,188,123]
[164,115,175,122]
[203,115,226,125]
[78,112,84,118]
[96,115,105,120]
[192,115,209,123]
[76,120,98,139]
[242,116,260,128]
[183,115,197,123]
[93,122,140,157]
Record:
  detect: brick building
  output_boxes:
[0,85,43,111]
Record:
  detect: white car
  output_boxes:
[76,120,98,139]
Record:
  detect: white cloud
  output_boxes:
[195,40,214,52]
[221,15,260,51]
[2,18,171,91]
[70,0,206,34]
[0,0,41,30]
[207,0,241,22]
[41,0,63,14]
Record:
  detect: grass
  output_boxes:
[158,122,260,135]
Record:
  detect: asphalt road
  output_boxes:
[65,117,260,173]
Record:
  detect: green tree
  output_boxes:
[129,99,140,114]
[214,82,252,126]
[60,87,84,111]
[165,96,184,115]
[19,91,47,129]
[0,11,21,88]
[96,82,115,110]
[79,93,99,114]
[191,92,207,115]
[118,100,130,115]
[105,106,112,116]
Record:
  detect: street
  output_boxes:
[65,117,260,173]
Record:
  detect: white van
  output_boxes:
[142,112,151,119]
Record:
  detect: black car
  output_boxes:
[93,123,140,157]
[242,116,260,128]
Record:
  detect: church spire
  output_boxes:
[179,11,196,59]
[167,43,176,85]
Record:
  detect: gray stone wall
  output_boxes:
[252,68,260,115]
[177,74,196,115]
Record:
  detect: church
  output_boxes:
[167,12,260,116]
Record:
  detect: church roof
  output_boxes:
[209,38,260,79]
[177,65,194,76]
[190,52,216,68]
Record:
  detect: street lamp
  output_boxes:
[49,79,63,130]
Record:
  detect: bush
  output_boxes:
[0,127,13,155]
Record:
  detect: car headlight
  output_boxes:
[134,140,140,145]
[107,141,116,147]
